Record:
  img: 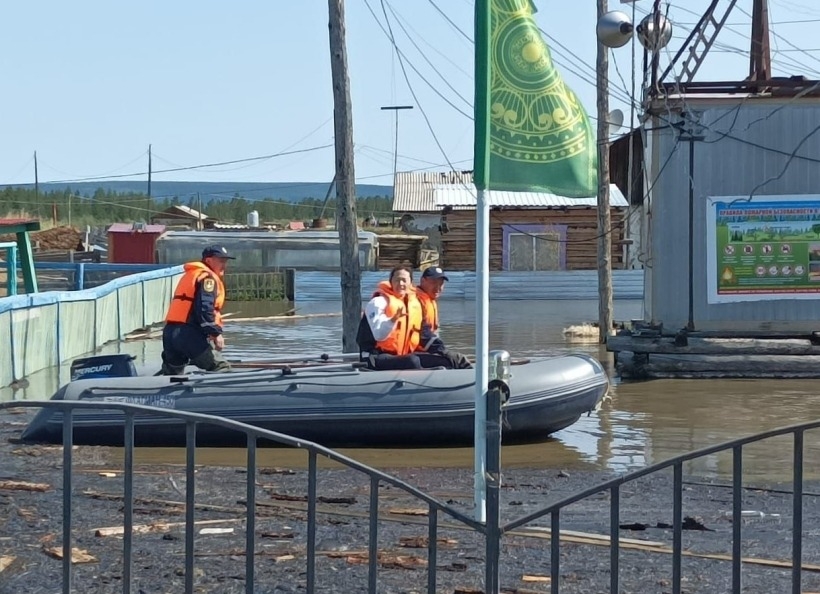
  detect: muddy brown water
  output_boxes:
[4,299,820,481]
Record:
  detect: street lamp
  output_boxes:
[596,10,672,51]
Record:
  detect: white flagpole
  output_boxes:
[474,187,490,522]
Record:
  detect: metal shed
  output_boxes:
[155,230,379,271]
[644,96,820,332]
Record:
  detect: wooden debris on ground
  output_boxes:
[259,467,296,475]
[265,490,356,505]
[95,518,245,537]
[342,551,427,570]
[199,527,234,535]
[0,556,15,573]
[399,536,458,548]
[0,480,50,492]
[260,531,296,539]
[42,546,97,563]
[388,507,428,516]
[522,574,552,583]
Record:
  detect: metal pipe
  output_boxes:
[687,136,695,330]
[185,422,197,594]
[484,384,503,594]
[245,435,257,593]
[793,430,804,594]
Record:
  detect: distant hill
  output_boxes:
[2,181,392,202]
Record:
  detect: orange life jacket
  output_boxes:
[372,281,422,356]
[416,289,439,334]
[165,261,225,327]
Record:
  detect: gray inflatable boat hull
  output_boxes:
[21,354,609,448]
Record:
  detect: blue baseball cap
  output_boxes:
[422,266,449,281]
[202,245,235,259]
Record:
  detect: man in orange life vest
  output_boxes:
[160,245,234,375]
[356,265,425,370]
[415,266,473,369]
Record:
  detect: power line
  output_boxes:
[35,144,333,185]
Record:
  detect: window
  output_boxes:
[502,224,566,271]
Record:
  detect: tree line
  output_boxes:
[0,186,394,226]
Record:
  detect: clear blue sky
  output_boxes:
[1,0,818,188]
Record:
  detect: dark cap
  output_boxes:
[421,266,449,281]
[202,245,235,260]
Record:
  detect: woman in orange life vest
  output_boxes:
[414,266,473,370]
[160,245,234,375]
[357,265,425,370]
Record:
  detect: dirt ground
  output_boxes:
[1,408,819,594]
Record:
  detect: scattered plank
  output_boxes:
[260,531,296,540]
[522,574,551,583]
[0,556,15,573]
[388,507,428,517]
[42,546,97,564]
[343,552,427,570]
[0,480,50,492]
[399,536,458,548]
[608,335,820,356]
[200,528,234,535]
[95,518,245,537]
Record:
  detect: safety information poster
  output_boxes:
[706,195,820,303]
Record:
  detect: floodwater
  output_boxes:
[4,298,820,481]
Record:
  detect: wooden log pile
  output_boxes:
[377,234,426,269]
[0,226,82,251]
[609,334,820,379]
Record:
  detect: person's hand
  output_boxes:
[211,334,225,351]
[390,308,406,322]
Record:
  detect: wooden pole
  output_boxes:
[34,151,39,213]
[197,192,203,231]
[147,143,153,218]
[328,0,362,353]
[750,0,771,81]
[596,0,614,343]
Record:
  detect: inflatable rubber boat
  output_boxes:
[20,352,609,448]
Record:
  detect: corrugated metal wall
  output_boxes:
[647,100,820,331]
[295,269,644,301]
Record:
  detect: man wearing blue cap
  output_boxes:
[160,245,235,375]
[415,266,473,369]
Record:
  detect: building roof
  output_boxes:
[434,183,628,209]
[394,170,628,212]
[154,205,210,221]
[393,170,473,212]
[108,222,166,234]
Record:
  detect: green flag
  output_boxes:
[474,0,597,196]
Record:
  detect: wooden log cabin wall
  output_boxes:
[440,207,626,271]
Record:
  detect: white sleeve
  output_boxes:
[364,296,396,341]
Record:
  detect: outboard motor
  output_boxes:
[70,354,138,381]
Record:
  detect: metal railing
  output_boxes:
[1,400,485,594]
[0,266,182,387]
[2,398,813,594]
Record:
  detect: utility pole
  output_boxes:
[749,0,771,82]
[147,144,153,219]
[596,0,614,343]
[328,0,361,354]
[197,192,203,231]
[380,106,413,190]
[34,151,39,216]
[148,144,151,202]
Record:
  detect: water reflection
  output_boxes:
[5,299,820,480]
